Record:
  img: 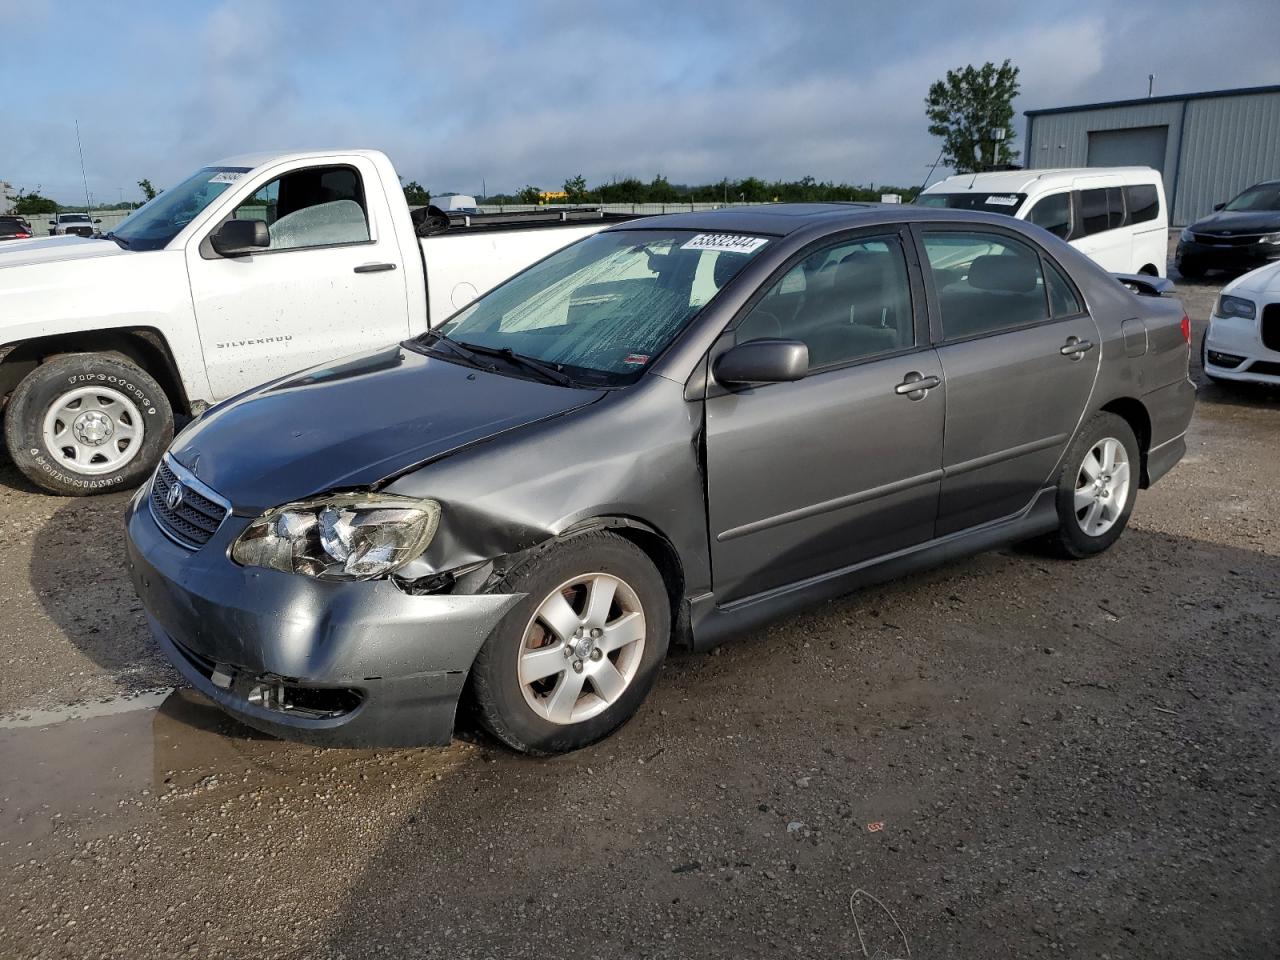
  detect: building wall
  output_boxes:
[0,183,12,215]
[1025,89,1280,225]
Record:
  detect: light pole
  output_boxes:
[988,127,1006,171]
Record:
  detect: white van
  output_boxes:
[916,167,1168,277]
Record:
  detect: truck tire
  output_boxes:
[4,353,173,496]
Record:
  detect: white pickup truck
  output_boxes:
[0,149,630,495]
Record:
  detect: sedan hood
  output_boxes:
[170,345,604,512]
[0,234,128,269]
[1188,210,1280,235]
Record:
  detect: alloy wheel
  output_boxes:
[1074,437,1131,537]
[518,572,647,725]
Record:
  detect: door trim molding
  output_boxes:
[942,433,1069,480]
[715,467,944,543]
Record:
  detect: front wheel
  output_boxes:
[3,353,173,496]
[468,531,670,754]
[1040,413,1139,559]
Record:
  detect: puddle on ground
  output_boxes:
[0,688,463,850]
[0,688,175,729]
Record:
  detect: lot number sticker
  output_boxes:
[984,195,1020,206]
[210,171,245,184]
[681,233,769,254]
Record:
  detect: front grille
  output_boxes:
[1193,231,1262,246]
[149,458,229,548]
[1262,304,1280,353]
[67,227,94,237]
[1246,360,1280,377]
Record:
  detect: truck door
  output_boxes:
[185,157,411,399]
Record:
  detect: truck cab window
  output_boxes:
[232,166,370,251]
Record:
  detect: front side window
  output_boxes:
[230,166,370,251]
[434,230,769,384]
[923,231,1049,339]
[1027,193,1071,239]
[111,166,251,251]
[735,236,914,368]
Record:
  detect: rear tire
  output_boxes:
[1039,412,1139,559]
[468,531,670,755]
[4,353,173,496]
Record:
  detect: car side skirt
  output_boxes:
[688,487,1059,651]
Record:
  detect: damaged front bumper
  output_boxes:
[123,488,522,748]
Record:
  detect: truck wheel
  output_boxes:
[468,531,670,755]
[1038,413,1139,559]
[4,353,173,496]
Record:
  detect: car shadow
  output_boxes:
[319,529,1280,958]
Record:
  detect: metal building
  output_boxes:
[1024,84,1280,226]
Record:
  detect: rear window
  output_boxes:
[915,192,1028,215]
[1124,184,1160,224]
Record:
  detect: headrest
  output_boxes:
[833,250,889,290]
[713,251,747,289]
[968,254,1038,293]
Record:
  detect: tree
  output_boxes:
[925,59,1020,173]
[563,174,589,203]
[517,185,542,204]
[402,180,430,205]
[5,189,58,215]
[137,178,158,201]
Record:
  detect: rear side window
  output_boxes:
[1027,193,1071,239]
[922,231,1049,339]
[1125,184,1159,224]
[1044,260,1082,318]
[1079,188,1125,235]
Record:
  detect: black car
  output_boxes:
[1175,180,1280,278]
[0,216,33,241]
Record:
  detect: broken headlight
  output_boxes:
[231,493,440,581]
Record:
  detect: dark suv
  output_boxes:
[1176,180,1280,278]
[125,204,1197,755]
[0,216,33,241]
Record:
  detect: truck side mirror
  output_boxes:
[1213,202,1225,211]
[714,339,809,386]
[211,219,270,257]
[94,218,102,224]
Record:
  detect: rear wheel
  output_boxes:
[1040,413,1139,559]
[468,531,670,754]
[4,353,173,496]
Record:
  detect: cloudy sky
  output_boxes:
[3,0,1278,204]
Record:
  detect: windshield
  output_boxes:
[110,166,250,250]
[432,229,769,385]
[1223,183,1280,212]
[62,214,91,223]
[915,192,1028,215]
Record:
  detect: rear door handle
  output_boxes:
[354,262,397,274]
[894,372,941,399]
[1060,336,1094,359]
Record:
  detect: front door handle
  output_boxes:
[1060,336,1094,359]
[354,262,397,274]
[894,371,942,400]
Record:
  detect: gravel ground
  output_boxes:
[0,262,1277,959]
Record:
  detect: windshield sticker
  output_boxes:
[622,353,651,366]
[681,233,769,254]
[984,195,1020,206]
[209,171,245,185]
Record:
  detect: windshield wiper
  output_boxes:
[102,231,129,249]
[406,329,493,368]
[453,341,575,387]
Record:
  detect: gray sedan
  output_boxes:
[124,204,1196,754]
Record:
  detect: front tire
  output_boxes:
[1041,413,1139,559]
[468,531,670,755]
[4,353,173,496]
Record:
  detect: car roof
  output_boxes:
[922,167,1160,194]
[603,202,1031,237]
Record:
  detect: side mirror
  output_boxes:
[47,220,55,226]
[1213,202,1225,211]
[210,218,270,257]
[93,218,102,224]
[714,338,809,386]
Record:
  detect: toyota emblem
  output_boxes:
[166,482,185,511]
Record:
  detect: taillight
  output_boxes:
[1180,314,1191,343]
[16,232,30,239]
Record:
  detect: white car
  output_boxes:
[1202,262,1280,386]
[916,167,1168,277]
[0,149,631,495]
